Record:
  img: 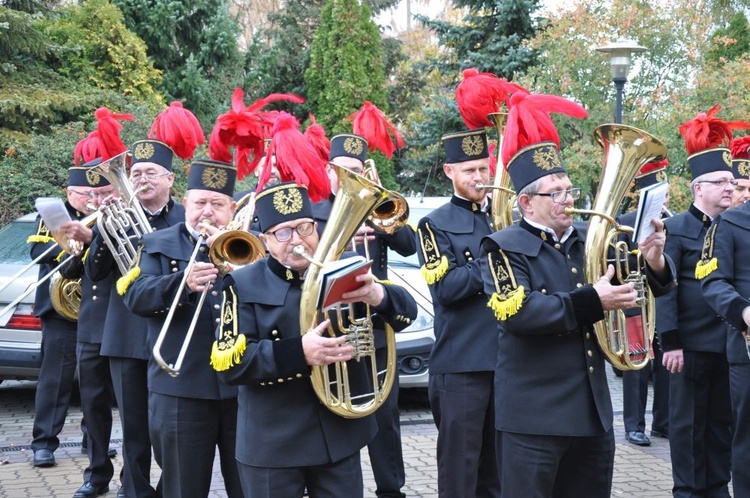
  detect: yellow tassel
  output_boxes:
[420,255,448,285]
[27,235,54,244]
[81,247,90,263]
[116,267,141,295]
[487,286,525,321]
[695,258,718,280]
[54,251,65,262]
[210,334,247,371]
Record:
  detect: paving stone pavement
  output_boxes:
[0,367,725,497]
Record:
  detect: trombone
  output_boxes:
[152,199,266,377]
[0,210,99,322]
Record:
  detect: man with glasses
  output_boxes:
[660,110,736,498]
[214,182,417,498]
[29,161,113,471]
[479,96,673,497]
[86,138,185,498]
[416,129,501,498]
[315,133,416,498]
[122,158,243,498]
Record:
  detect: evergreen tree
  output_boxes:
[305,0,388,135]
[415,0,540,79]
[112,0,244,125]
[706,11,750,63]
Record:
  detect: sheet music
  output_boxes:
[34,197,72,232]
[632,181,669,244]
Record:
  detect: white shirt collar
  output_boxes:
[524,217,575,243]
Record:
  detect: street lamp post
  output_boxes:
[596,38,647,124]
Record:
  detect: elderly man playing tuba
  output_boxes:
[212,182,417,498]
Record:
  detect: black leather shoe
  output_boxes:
[80,446,118,458]
[625,431,651,446]
[33,449,55,467]
[650,429,669,439]
[72,482,109,498]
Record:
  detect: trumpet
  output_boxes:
[152,209,265,377]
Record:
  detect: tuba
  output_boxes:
[565,124,667,370]
[475,112,516,230]
[295,165,408,418]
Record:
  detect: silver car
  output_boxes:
[0,213,42,382]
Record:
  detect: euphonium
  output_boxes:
[475,112,516,230]
[295,165,407,418]
[565,124,667,370]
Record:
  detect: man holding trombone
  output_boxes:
[28,161,113,469]
[121,158,243,498]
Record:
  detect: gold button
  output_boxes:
[260,382,265,386]
[576,283,583,288]
[212,291,218,297]
[199,246,207,253]
[272,329,279,336]
[171,260,177,265]
[589,366,594,373]
[268,381,273,385]
[92,285,97,291]
[296,373,303,378]
[585,333,591,339]
[277,378,284,383]
[571,268,578,274]
[213,304,220,310]
[587,350,593,357]
[554,243,561,250]
[172,268,178,273]
[92,296,97,301]
[274,338,280,341]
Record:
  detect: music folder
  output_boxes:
[35,197,72,232]
[317,256,373,311]
[632,181,669,244]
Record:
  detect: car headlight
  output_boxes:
[400,305,433,332]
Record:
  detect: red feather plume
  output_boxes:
[262,112,330,202]
[304,115,330,162]
[730,136,750,159]
[149,101,205,161]
[74,131,103,165]
[347,102,404,159]
[209,89,305,180]
[501,90,588,165]
[455,68,525,129]
[639,158,669,175]
[679,104,750,155]
[93,107,134,161]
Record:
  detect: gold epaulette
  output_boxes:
[486,249,524,320]
[695,221,719,280]
[27,235,54,244]
[81,247,90,263]
[379,279,395,286]
[116,245,142,295]
[211,284,246,371]
[417,222,449,285]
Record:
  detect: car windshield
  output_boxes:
[0,220,35,265]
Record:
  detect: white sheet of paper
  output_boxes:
[632,181,669,244]
[34,197,72,232]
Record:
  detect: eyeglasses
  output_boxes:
[699,179,733,188]
[267,221,315,242]
[130,171,171,181]
[531,188,582,204]
[68,188,115,199]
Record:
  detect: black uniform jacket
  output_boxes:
[59,224,115,344]
[658,205,725,353]
[481,220,674,436]
[416,196,496,374]
[30,202,88,320]
[217,253,417,468]
[87,200,185,359]
[123,222,237,400]
[700,201,750,364]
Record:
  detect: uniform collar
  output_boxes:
[268,256,305,285]
[688,204,712,228]
[143,198,174,217]
[450,195,489,213]
[519,217,575,244]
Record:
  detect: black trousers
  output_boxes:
[110,357,159,498]
[237,452,363,498]
[429,371,500,498]
[77,341,115,486]
[366,347,405,498]
[149,392,243,498]
[668,351,731,498]
[495,428,615,498]
[31,316,78,451]
[622,338,669,433]
[729,363,750,498]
